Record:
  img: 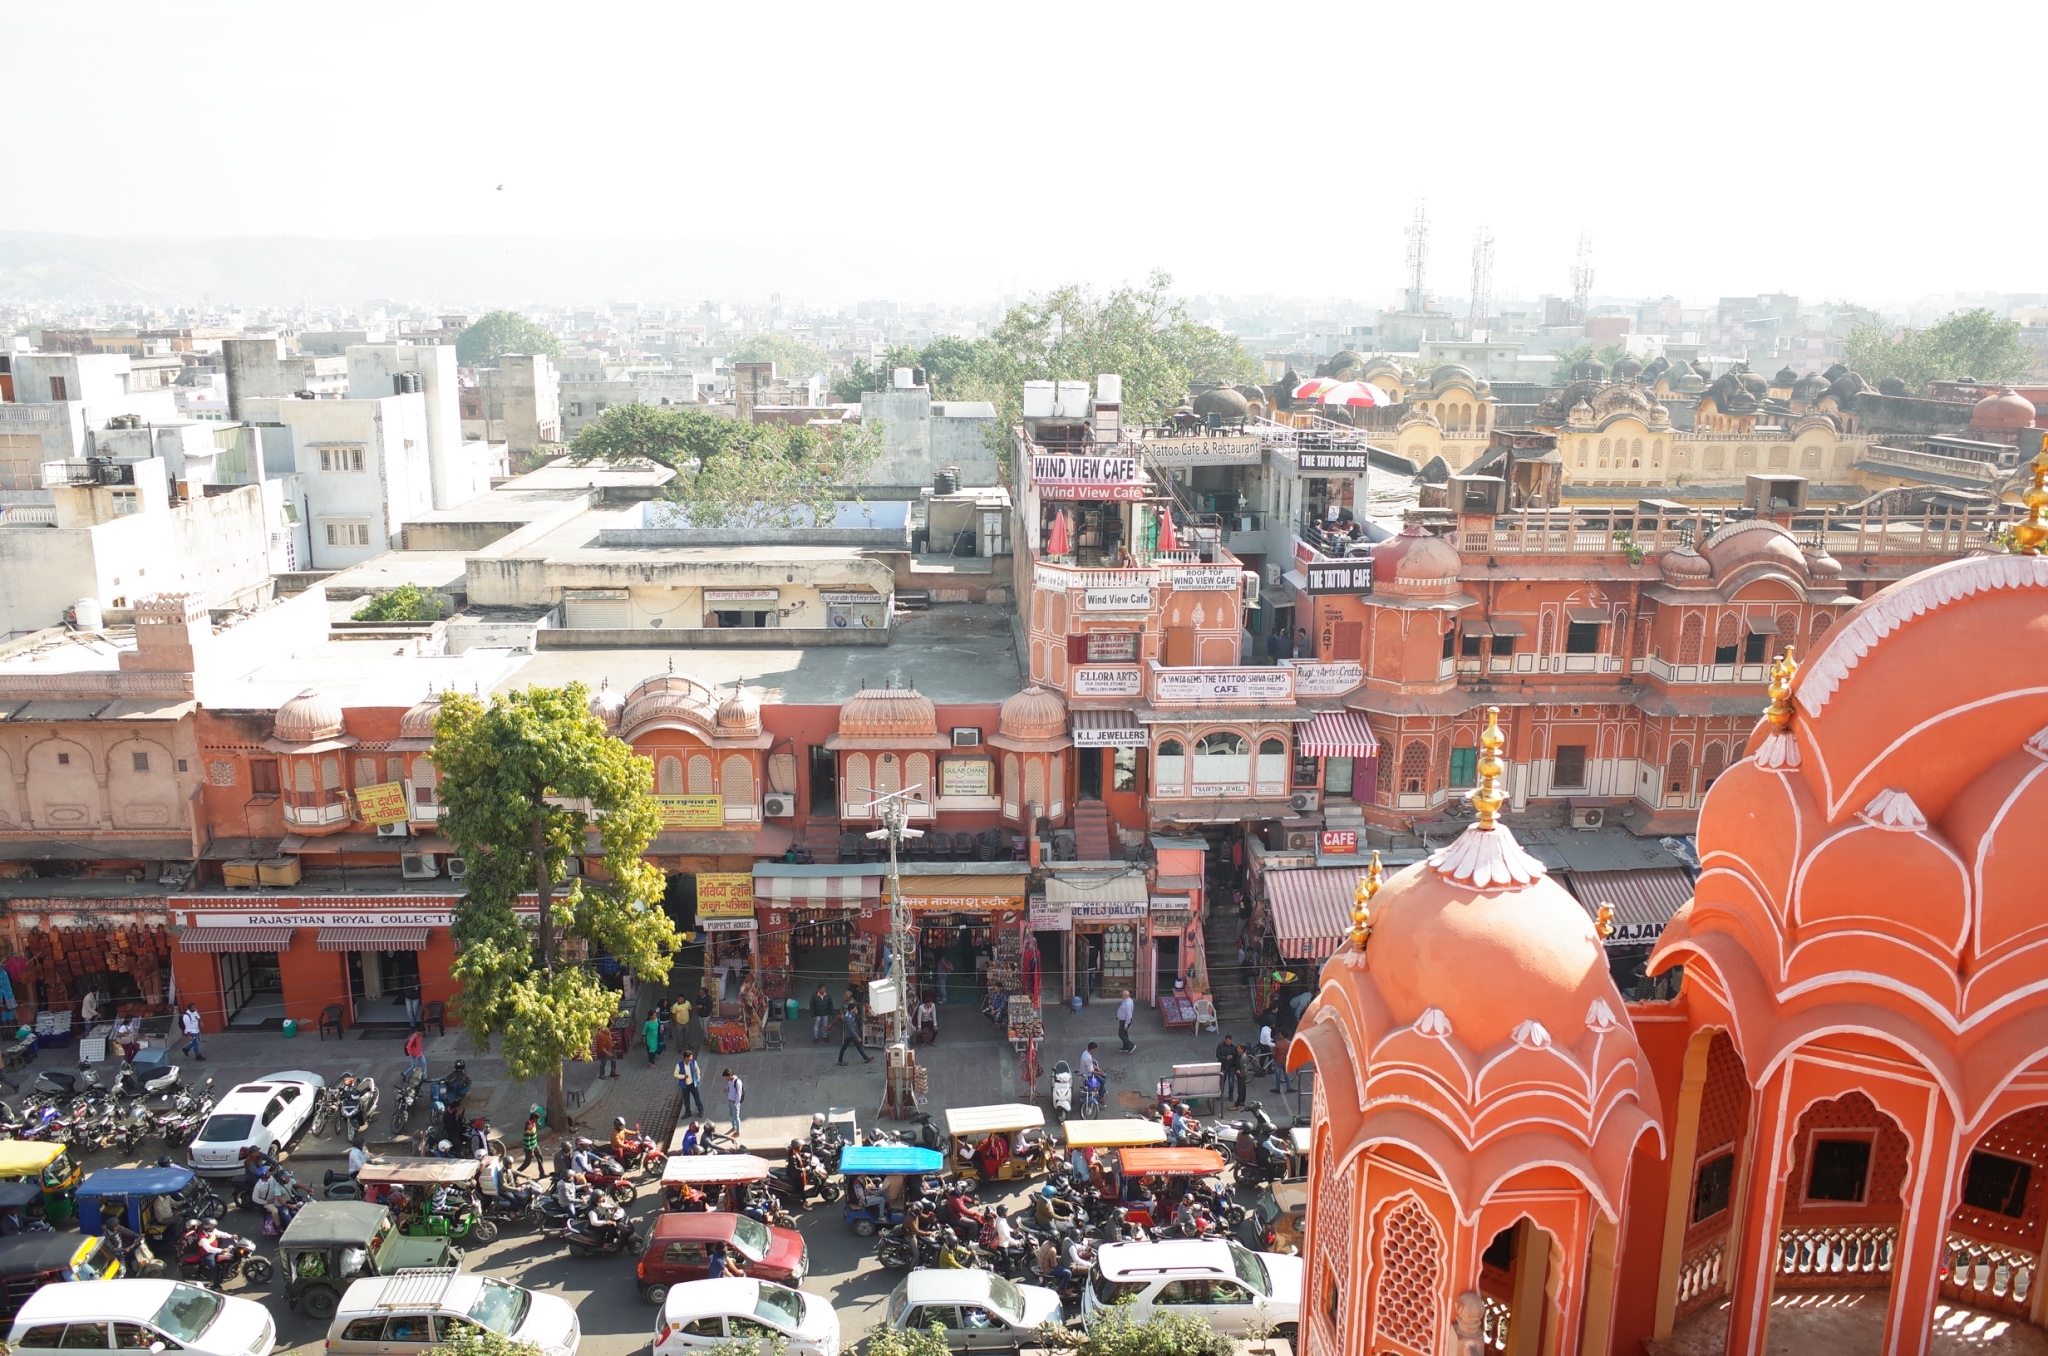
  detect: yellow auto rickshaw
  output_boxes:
[0,1233,120,1317]
[944,1103,1049,1184]
[0,1143,81,1223]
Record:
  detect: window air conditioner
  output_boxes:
[761,793,796,818]
[1290,790,1320,813]
[1570,805,1606,830]
[400,852,439,880]
[1283,828,1317,852]
[376,821,409,839]
[445,857,468,880]
[951,728,982,748]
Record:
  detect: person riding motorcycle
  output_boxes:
[581,1192,626,1250]
[781,1141,812,1208]
[569,1138,597,1177]
[440,1061,472,1109]
[941,1184,987,1232]
[251,1167,296,1234]
[609,1117,637,1163]
[554,1172,587,1214]
[193,1218,230,1289]
[904,1200,941,1261]
[676,1121,702,1156]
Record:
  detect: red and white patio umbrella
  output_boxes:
[1291,377,1342,402]
[1045,509,1071,557]
[1156,509,1180,554]
[1311,380,1391,408]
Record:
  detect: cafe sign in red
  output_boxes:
[1320,829,1358,855]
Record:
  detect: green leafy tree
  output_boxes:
[861,1323,953,1356]
[456,311,563,367]
[1076,1308,1238,1356]
[421,1324,544,1356]
[730,332,827,378]
[566,404,883,529]
[350,584,442,622]
[1845,308,2032,393]
[432,684,679,1130]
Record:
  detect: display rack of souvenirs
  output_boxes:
[792,911,857,948]
[847,936,878,990]
[705,1017,750,1053]
[757,933,791,1001]
[1006,998,1043,1044]
[1100,925,1138,987]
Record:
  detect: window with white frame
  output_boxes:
[318,447,367,472]
[110,490,139,516]
[324,521,372,547]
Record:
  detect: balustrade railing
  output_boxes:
[1676,1237,1728,1317]
[1776,1223,1896,1286]
[1940,1232,2037,1317]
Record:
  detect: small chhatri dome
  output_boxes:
[619,671,721,737]
[998,686,1068,743]
[273,689,344,744]
[1659,546,1713,585]
[1972,386,2037,431]
[397,692,442,740]
[1773,365,1800,387]
[839,686,938,739]
[1371,524,1461,593]
[1611,355,1644,381]
[715,685,761,733]
[588,679,625,730]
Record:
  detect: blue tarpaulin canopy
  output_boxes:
[76,1166,194,1234]
[836,1145,944,1177]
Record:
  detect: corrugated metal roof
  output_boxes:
[1045,873,1149,904]
[1559,868,1694,945]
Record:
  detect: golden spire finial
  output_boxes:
[1350,851,1383,950]
[1470,706,1508,829]
[2014,447,2048,556]
[1765,646,1799,730]
[1595,902,1615,941]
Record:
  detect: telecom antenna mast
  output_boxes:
[1570,231,1594,323]
[1403,200,1430,313]
[1468,226,1494,336]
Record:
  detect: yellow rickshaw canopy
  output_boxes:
[1060,1120,1169,1150]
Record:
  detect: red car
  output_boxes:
[635,1211,808,1303]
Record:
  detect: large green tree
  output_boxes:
[1845,308,2032,393]
[730,332,826,377]
[456,311,564,367]
[433,684,678,1130]
[567,404,883,529]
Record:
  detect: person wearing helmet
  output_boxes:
[782,1141,811,1209]
[252,1165,290,1234]
[570,1138,595,1177]
[195,1218,229,1289]
[609,1117,634,1164]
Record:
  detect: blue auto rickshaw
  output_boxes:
[75,1165,199,1236]
[838,1144,944,1236]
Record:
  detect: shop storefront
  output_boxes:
[750,865,884,1010]
[894,869,1027,1010]
[1045,872,1149,1004]
[824,590,891,630]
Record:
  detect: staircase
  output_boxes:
[1071,801,1115,862]
[1203,892,1258,1027]
[800,818,842,864]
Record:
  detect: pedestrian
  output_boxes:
[937,955,954,1004]
[519,1110,542,1178]
[810,985,833,1043]
[1217,1034,1245,1109]
[1296,626,1312,660]
[179,1003,204,1061]
[404,1027,426,1078]
[1237,940,1255,996]
[836,1002,871,1065]
[642,1012,661,1066]
[654,1000,671,1053]
[404,983,422,1030]
[592,1027,617,1079]
[722,1069,744,1135]
[1116,990,1136,1055]
[1261,1017,1292,1093]
[671,996,691,1052]
[675,1048,704,1117]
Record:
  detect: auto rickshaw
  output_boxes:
[943,1103,1050,1184]
[1286,1125,1311,1182]
[837,1144,944,1236]
[1107,1146,1228,1230]
[0,1143,80,1222]
[1236,1180,1306,1256]
[0,1233,120,1318]
[280,1200,455,1321]
[75,1166,206,1238]
[354,1156,499,1245]
[656,1153,775,1213]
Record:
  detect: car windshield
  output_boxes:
[195,1114,255,1143]
[153,1285,225,1343]
[754,1284,804,1330]
[986,1274,1026,1322]
[729,1214,770,1260]
[1228,1242,1270,1296]
[467,1279,531,1335]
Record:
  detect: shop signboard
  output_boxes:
[1028,896,1071,931]
[1072,722,1145,748]
[1030,451,1142,488]
[1151,667,1294,704]
[821,591,882,605]
[1140,436,1261,466]
[657,796,723,828]
[1167,565,1242,592]
[354,782,409,826]
[904,894,1026,913]
[194,909,454,927]
[1074,667,1142,697]
[1296,450,1372,472]
[939,759,992,797]
[1287,661,1365,696]
[1067,898,1148,921]
[1605,920,1666,948]
[1148,895,1193,930]
[697,872,755,920]
[1191,782,1250,797]
[704,588,779,602]
[1303,558,1375,595]
[701,917,758,932]
[1321,829,1358,855]
[1031,563,1072,592]
[1080,586,1153,612]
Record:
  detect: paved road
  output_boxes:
[28,998,1305,1355]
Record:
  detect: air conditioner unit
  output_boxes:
[445,857,468,880]
[1290,790,1320,813]
[1570,805,1606,831]
[761,792,796,818]
[951,727,982,748]
[1283,828,1317,852]
[400,852,439,880]
[376,821,409,839]
[1262,563,1281,588]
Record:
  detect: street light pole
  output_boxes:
[866,789,923,1115]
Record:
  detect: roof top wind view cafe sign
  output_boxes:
[1032,450,1147,501]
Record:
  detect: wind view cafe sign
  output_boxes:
[1032,451,1148,501]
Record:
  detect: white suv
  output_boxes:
[1082,1239,1301,1342]
[325,1269,578,1356]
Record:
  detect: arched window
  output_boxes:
[1667,742,1692,797]
[295,760,316,793]
[875,753,901,796]
[1652,438,1664,467]
[657,756,683,795]
[1630,437,1643,467]
[1738,445,1757,467]
[1612,608,1630,656]
[1714,614,1740,664]
[1704,446,1726,470]
[1023,758,1046,815]
[1049,753,1064,817]
[1193,731,1250,787]
[720,755,753,806]
[687,754,714,794]
[1154,739,1186,795]
[1776,609,1801,653]
[1371,1197,1443,1354]
[1577,439,1589,467]
[1399,740,1430,795]
[1801,445,1821,468]
[1702,742,1728,787]
[905,752,931,800]
[385,756,404,783]
[1810,611,1834,649]
[354,757,376,786]
[1538,612,1556,656]
[1678,614,1704,664]
[411,756,437,789]
[1768,445,1790,468]
[1621,725,1638,759]
[1376,745,1394,803]
[844,754,871,806]
[1255,737,1287,793]
[1599,437,1611,466]
[1003,754,1020,819]
[320,757,341,790]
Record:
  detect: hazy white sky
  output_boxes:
[9,0,2042,306]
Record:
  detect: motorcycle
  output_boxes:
[874,1225,920,1270]
[579,1155,638,1202]
[389,1068,424,1135]
[562,1210,641,1258]
[112,1060,182,1103]
[1050,1061,1073,1124]
[1228,1104,1289,1190]
[611,1125,665,1177]
[338,1077,380,1141]
[906,1112,945,1154]
[178,1232,274,1288]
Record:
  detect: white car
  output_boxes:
[655,1279,839,1356]
[187,1070,325,1176]
[327,1270,578,1356]
[1082,1239,1302,1342]
[884,1269,1062,1351]
[8,1279,275,1356]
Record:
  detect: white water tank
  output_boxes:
[1022,381,1056,418]
[1053,381,1090,418]
[72,598,103,631]
[1095,374,1122,405]
[892,367,915,389]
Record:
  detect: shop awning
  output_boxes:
[317,927,430,952]
[1560,868,1694,945]
[754,874,882,909]
[1265,866,1367,960]
[178,927,295,954]
[1745,614,1780,634]
[1296,711,1379,759]
[1489,619,1527,637]
[1070,709,1143,746]
[1567,607,1609,625]
[1044,874,1149,905]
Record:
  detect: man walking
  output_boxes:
[1260,1017,1292,1093]
[674,1048,704,1118]
[836,1001,871,1065]
[722,1068,744,1135]
[404,1027,426,1078]
[1115,990,1136,1055]
[810,985,833,1043]
[1217,1034,1246,1110]
[179,1003,205,1061]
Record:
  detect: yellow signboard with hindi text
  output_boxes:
[656,795,723,829]
[354,782,410,826]
[696,872,755,919]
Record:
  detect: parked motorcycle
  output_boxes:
[1050,1061,1073,1124]
[389,1068,424,1135]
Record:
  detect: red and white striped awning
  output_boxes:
[318,927,429,952]
[1296,711,1380,759]
[752,874,881,910]
[1265,866,1368,961]
[178,927,295,954]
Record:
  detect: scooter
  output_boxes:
[562,1208,641,1258]
[112,1060,182,1102]
[1050,1061,1073,1124]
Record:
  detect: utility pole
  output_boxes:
[1570,232,1595,325]
[866,788,923,1114]
[1468,227,1494,339]
[1404,200,1430,314]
